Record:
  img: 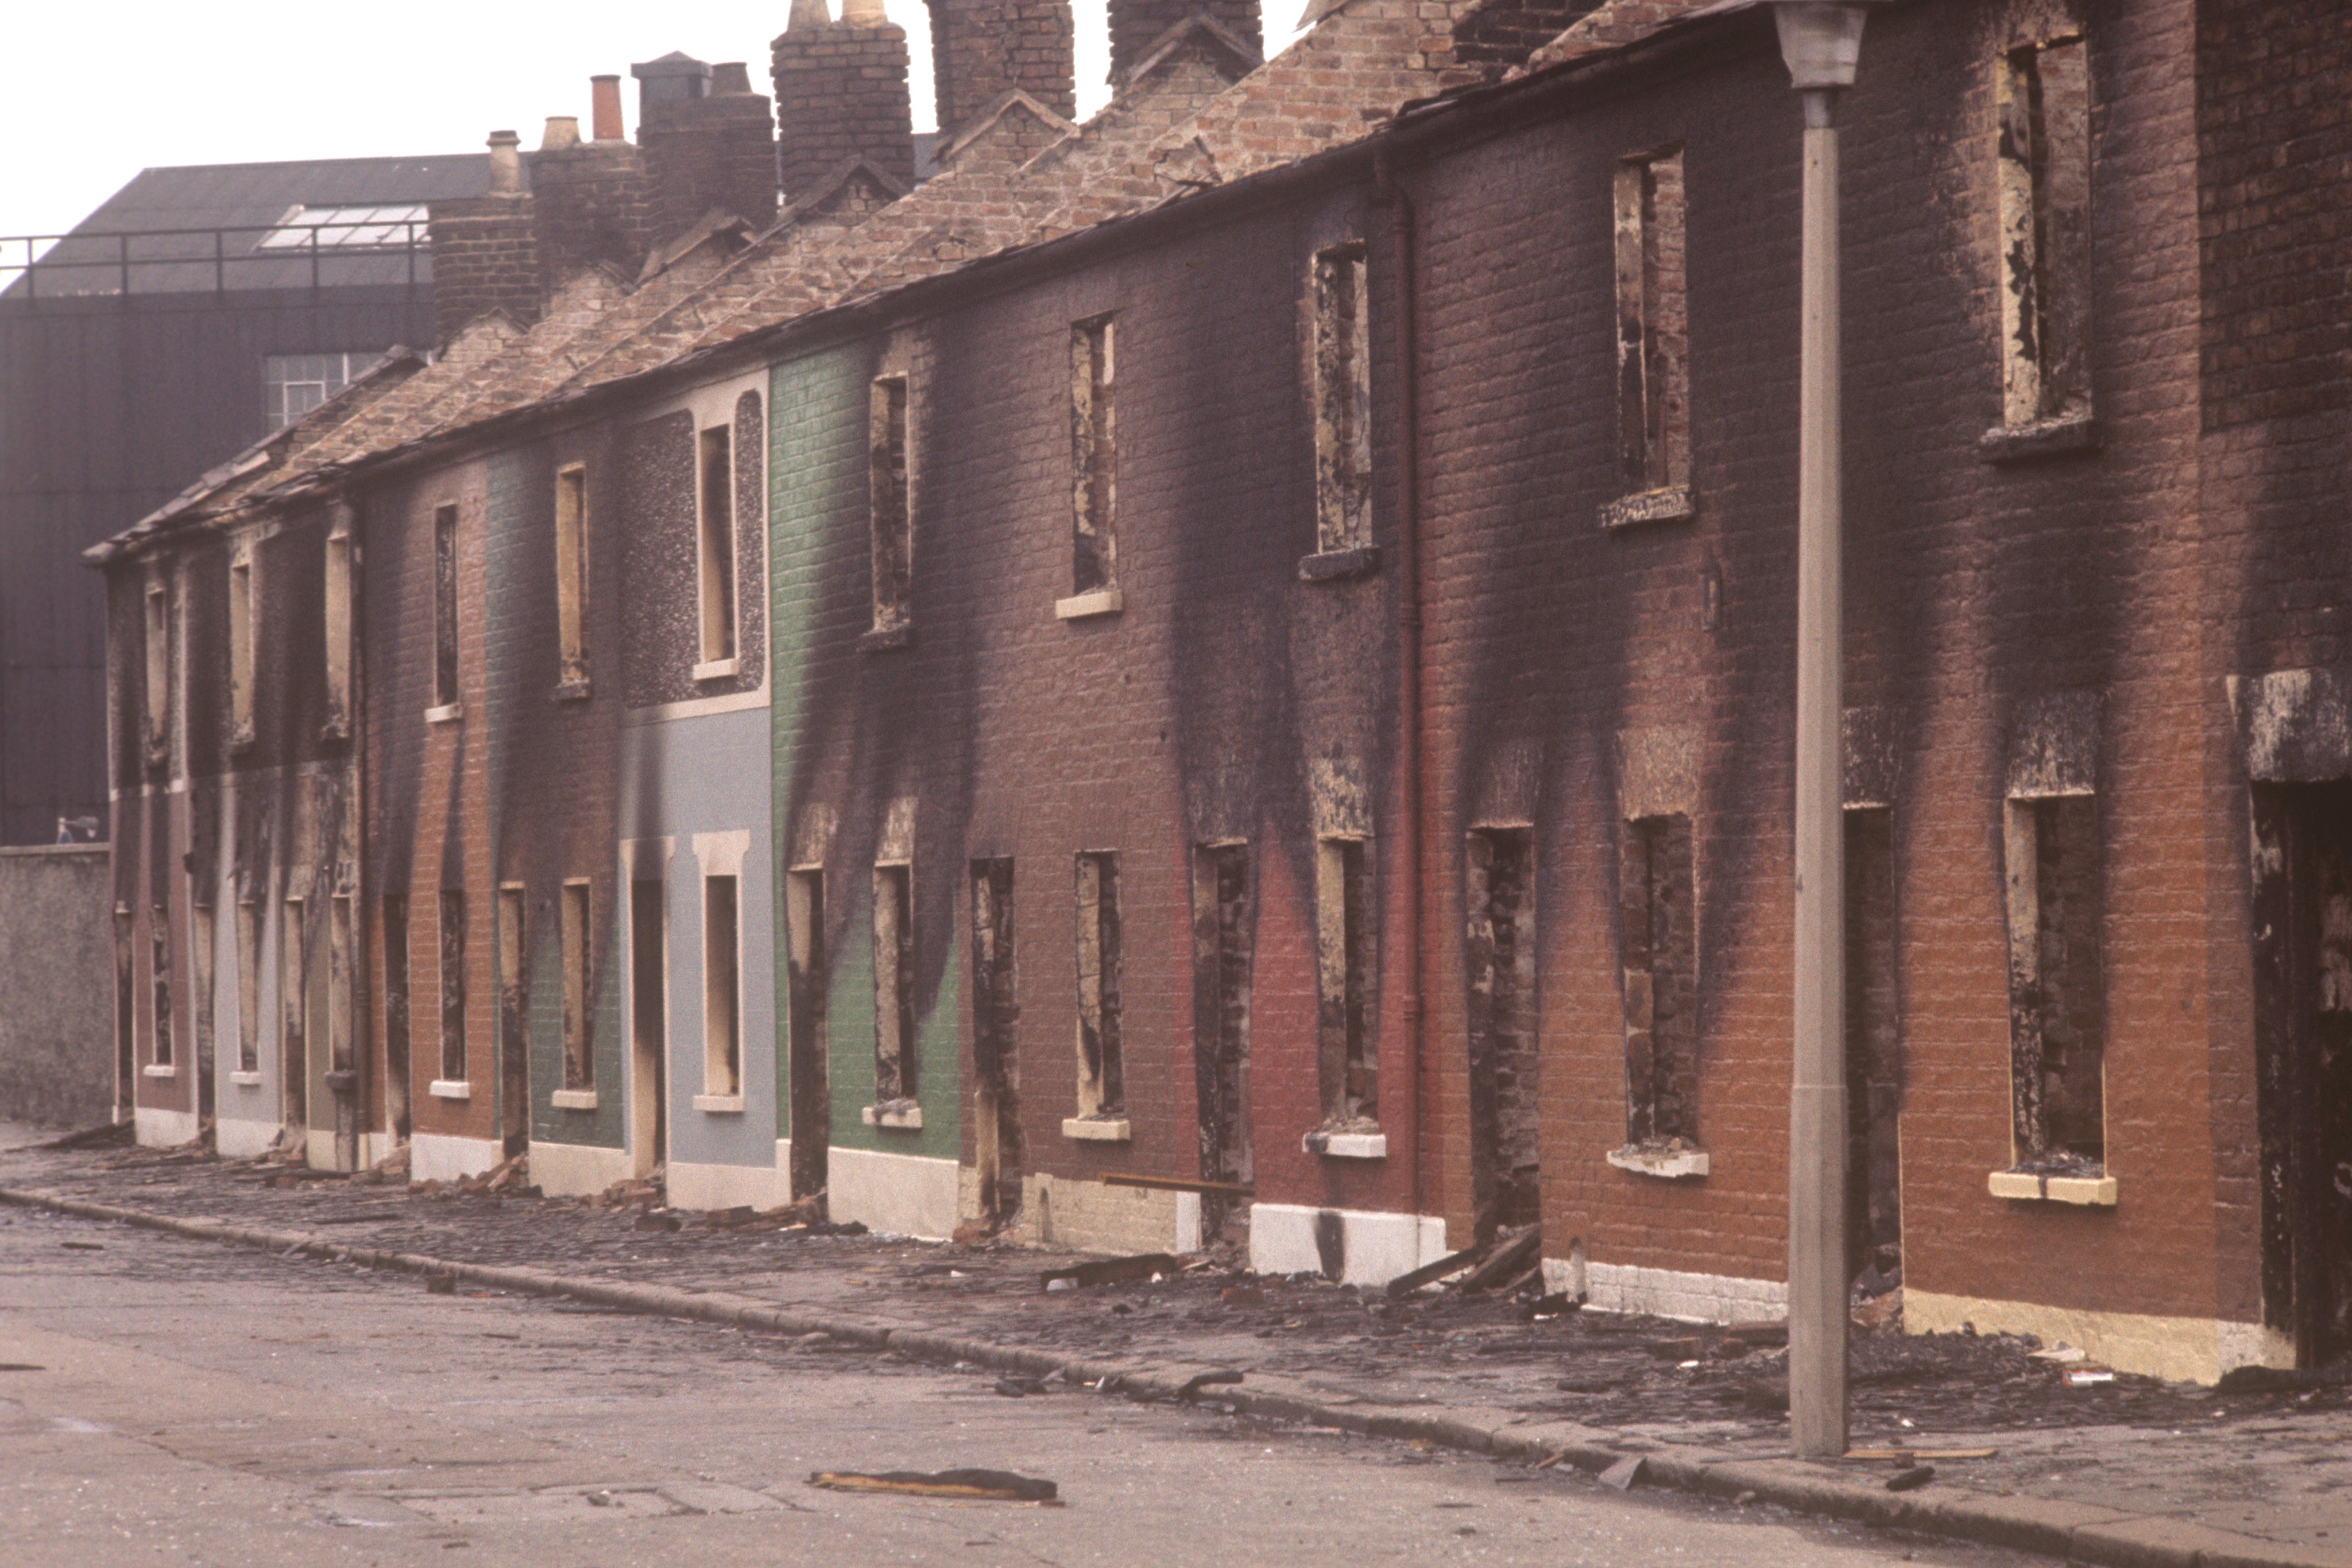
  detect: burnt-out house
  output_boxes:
[88,0,2352,1386]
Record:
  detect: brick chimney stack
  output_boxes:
[532,75,653,285]
[1106,0,1261,86]
[772,0,918,206]
[639,53,781,236]
[425,129,542,346]
[924,0,1076,139]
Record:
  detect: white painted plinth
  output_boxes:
[214,1116,279,1160]
[1250,1202,1449,1286]
[411,1132,502,1184]
[135,1107,200,1148]
[829,1145,960,1239]
[528,1139,632,1198]
[668,1158,788,1213]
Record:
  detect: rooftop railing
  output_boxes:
[0,217,431,303]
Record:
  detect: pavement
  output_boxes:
[0,1197,2036,1567]
[0,1134,2341,1568]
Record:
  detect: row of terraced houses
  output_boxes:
[88,0,2352,1384]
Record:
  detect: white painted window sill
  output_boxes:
[550,1088,598,1110]
[693,1093,745,1114]
[425,702,464,725]
[229,1070,264,1089]
[1989,1169,2117,1206]
[1062,1116,1132,1143]
[862,1102,922,1130]
[1303,1129,1387,1159]
[1054,588,1123,621]
[691,657,740,682]
[141,1063,178,1079]
[1607,1143,1709,1179]
[428,1079,471,1101]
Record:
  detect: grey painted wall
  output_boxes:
[0,845,114,1126]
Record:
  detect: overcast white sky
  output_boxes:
[3,1,1306,242]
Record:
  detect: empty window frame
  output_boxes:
[323,520,354,735]
[873,863,915,1105]
[1314,836,1377,1125]
[438,889,467,1083]
[1070,316,1117,595]
[432,504,460,710]
[236,897,261,1073]
[1996,34,2092,431]
[1611,148,1690,505]
[1073,851,1124,1119]
[2003,793,2106,1166]
[696,427,737,668]
[703,874,741,1096]
[561,881,593,1091]
[150,905,173,1067]
[1312,243,1372,555]
[869,377,911,633]
[554,466,589,690]
[142,579,171,756]
[1621,814,1696,1146]
[227,550,255,745]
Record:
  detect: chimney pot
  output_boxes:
[787,0,831,31]
[841,0,887,21]
[486,129,524,195]
[711,61,755,94]
[540,115,581,150]
[590,75,625,141]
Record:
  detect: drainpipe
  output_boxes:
[1374,144,1428,1235]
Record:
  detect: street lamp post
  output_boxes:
[1763,0,1878,1463]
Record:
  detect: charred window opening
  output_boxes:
[1621,813,1697,1147]
[281,897,306,1126]
[697,427,737,667]
[704,874,741,1096]
[150,905,173,1067]
[872,862,916,1107]
[227,552,255,748]
[383,895,411,1140]
[972,858,1022,1223]
[561,881,592,1092]
[1192,845,1254,1234]
[432,504,460,710]
[786,868,830,1198]
[328,892,355,1090]
[323,522,354,738]
[869,377,911,633]
[555,466,589,691]
[142,579,171,761]
[236,897,261,1074]
[1070,316,1117,596]
[1845,808,1904,1286]
[1467,828,1538,1233]
[1074,851,1124,1120]
[438,889,467,1085]
[1612,148,1689,508]
[1996,36,2092,431]
[496,886,527,1147]
[2003,793,2105,1168]
[113,907,135,1113]
[1312,243,1372,555]
[1316,836,1377,1126]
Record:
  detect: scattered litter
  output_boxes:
[1848,1447,1997,1462]
[2063,1367,2117,1388]
[807,1469,1058,1504]
[1598,1455,1646,1492]
[1886,1465,1935,1492]
[1039,1254,1178,1291]
[2028,1344,2087,1364]
[1523,1292,1584,1321]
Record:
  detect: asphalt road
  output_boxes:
[0,1200,2050,1567]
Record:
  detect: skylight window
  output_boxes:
[256,203,429,251]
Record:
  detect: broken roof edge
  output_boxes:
[115,0,1766,556]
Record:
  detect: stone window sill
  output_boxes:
[691,657,740,682]
[550,1088,598,1110]
[428,1079,471,1101]
[1988,1168,2117,1206]
[229,1070,264,1088]
[1607,1143,1709,1179]
[1979,412,2099,464]
[1062,1116,1132,1143]
[1303,1128,1387,1160]
[425,702,464,726]
[858,623,912,653]
[141,1063,178,1079]
[1598,485,1696,532]
[1298,545,1380,583]
[863,1101,922,1130]
[1055,588,1123,621]
[552,677,592,703]
[693,1093,745,1114]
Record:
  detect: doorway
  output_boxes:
[970,859,1020,1228]
[629,878,667,1178]
[2253,781,2352,1365]
[1192,843,1254,1245]
[786,868,830,1202]
[1844,807,1903,1291]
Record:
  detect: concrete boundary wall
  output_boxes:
[0,846,113,1128]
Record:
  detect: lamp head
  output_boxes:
[1762,1,1883,91]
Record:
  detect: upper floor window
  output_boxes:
[142,575,172,762]
[431,503,461,717]
[695,428,737,672]
[227,548,255,750]
[1312,244,1371,556]
[867,376,912,642]
[1991,33,2093,446]
[1065,316,1119,610]
[555,466,589,694]
[262,351,384,433]
[1602,146,1692,529]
